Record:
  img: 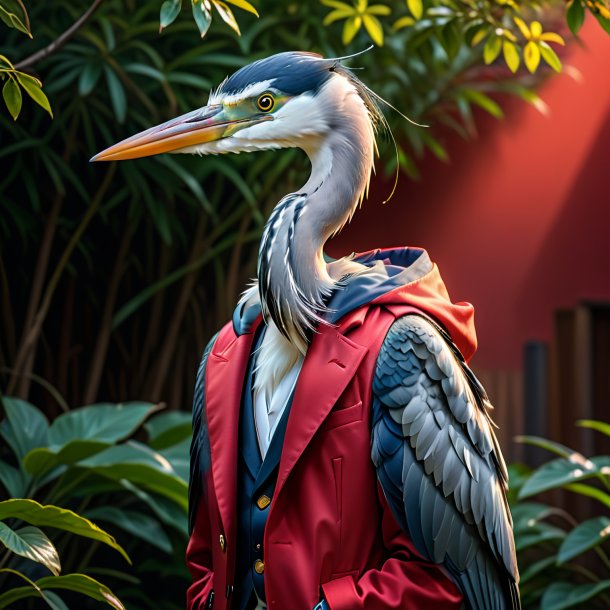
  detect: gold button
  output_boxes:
[219,534,226,552]
[254,559,265,574]
[256,495,271,510]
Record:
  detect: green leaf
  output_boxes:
[213,1,241,35]
[37,574,124,610]
[470,25,489,47]
[160,0,182,31]
[483,34,502,64]
[343,15,362,44]
[0,500,130,563]
[363,14,383,46]
[524,41,541,73]
[192,1,212,38]
[85,507,172,553]
[407,0,423,20]
[541,581,610,610]
[0,398,49,460]
[0,5,31,37]
[503,41,520,73]
[3,78,22,120]
[103,66,126,123]
[566,0,585,36]
[519,456,610,498]
[78,63,102,97]
[23,403,161,477]
[557,516,610,564]
[516,435,575,459]
[0,569,63,610]
[539,42,562,73]
[461,89,503,119]
[15,73,53,118]
[0,523,60,575]
[564,483,610,510]
[144,411,192,450]
[577,419,610,438]
[520,555,557,585]
[0,463,28,497]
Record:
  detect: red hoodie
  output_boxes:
[187,247,470,610]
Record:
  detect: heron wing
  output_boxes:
[372,314,520,610]
[188,332,219,533]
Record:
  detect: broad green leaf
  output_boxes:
[407,0,423,20]
[567,1,585,35]
[524,41,541,73]
[577,419,610,438]
[519,456,610,498]
[541,581,610,610]
[516,523,565,552]
[0,523,60,575]
[362,14,383,46]
[16,73,53,118]
[0,5,31,37]
[503,41,520,73]
[213,1,241,35]
[0,500,130,563]
[510,502,555,532]
[593,12,610,36]
[0,569,63,610]
[343,16,362,45]
[37,574,124,610]
[516,435,575,459]
[160,0,182,30]
[564,483,610,510]
[539,42,562,73]
[0,463,28,497]
[78,441,188,509]
[3,78,22,120]
[0,397,49,459]
[520,555,557,585]
[192,1,212,38]
[483,34,502,64]
[24,440,113,477]
[557,516,610,564]
[103,66,126,123]
[159,436,190,482]
[224,0,259,17]
[144,411,192,450]
[85,507,172,553]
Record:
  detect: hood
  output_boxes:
[233,246,477,361]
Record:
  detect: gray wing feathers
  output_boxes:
[372,314,519,610]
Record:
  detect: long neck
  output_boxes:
[257,88,375,353]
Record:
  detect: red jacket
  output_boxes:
[187,254,474,610]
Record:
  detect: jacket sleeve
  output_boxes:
[186,498,214,610]
[186,334,218,610]
[320,483,463,610]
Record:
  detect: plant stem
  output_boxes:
[15,0,105,70]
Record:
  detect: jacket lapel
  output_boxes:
[274,325,368,498]
[205,320,260,537]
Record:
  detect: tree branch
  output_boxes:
[14,0,104,70]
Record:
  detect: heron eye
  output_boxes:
[257,94,275,112]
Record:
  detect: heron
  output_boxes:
[93,51,520,610]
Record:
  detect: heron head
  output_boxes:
[91,51,381,162]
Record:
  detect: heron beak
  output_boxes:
[90,105,272,162]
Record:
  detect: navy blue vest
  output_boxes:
[233,331,294,610]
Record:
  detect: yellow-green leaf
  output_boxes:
[407,0,423,20]
[363,14,383,45]
[0,5,32,38]
[323,8,354,26]
[212,1,241,35]
[524,40,541,73]
[470,26,489,47]
[15,73,52,118]
[514,16,531,39]
[343,15,362,44]
[393,15,415,30]
[367,4,391,16]
[0,524,60,576]
[2,78,22,120]
[483,34,502,64]
[540,32,565,45]
[530,21,542,38]
[539,41,562,72]
[321,0,353,9]
[224,0,259,17]
[503,40,520,73]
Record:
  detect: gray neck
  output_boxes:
[257,94,375,353]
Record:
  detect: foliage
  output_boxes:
[0,396,192,610]
[509,420,610,610]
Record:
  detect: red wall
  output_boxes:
[329,20,610,370]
